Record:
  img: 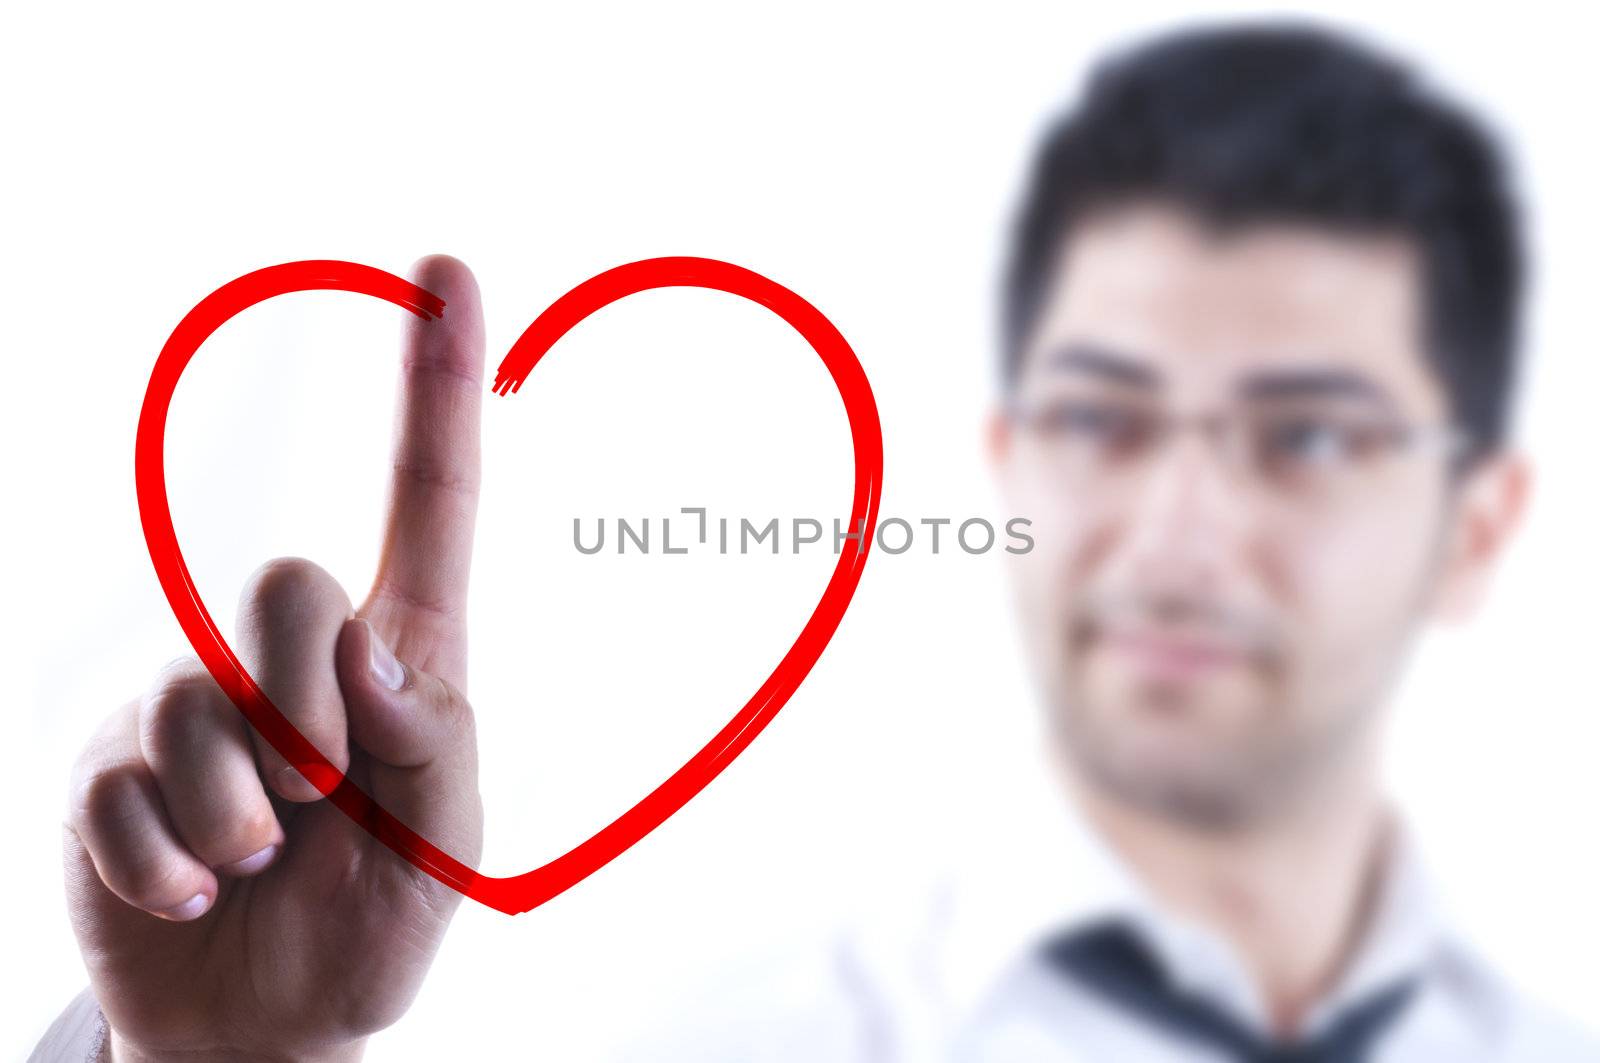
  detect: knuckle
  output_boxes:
[391,454,481,496]
[237,556,344,627]
[70,761,148,835]
[401,353,485,396]
[70,699,137,776]
[138,658,211,725]
[369,573,463,624]
[139,673,222,751]
[239,555,322,610]
[152,654,202,684]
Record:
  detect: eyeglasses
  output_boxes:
[1004,394,1472,511]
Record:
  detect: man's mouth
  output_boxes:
[1093,624,1256,683]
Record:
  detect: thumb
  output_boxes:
[334,617,483,870]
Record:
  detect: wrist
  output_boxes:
[108,1029,367,1063]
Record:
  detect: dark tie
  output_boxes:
[1042,920,1418,1063]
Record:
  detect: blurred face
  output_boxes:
[991,201,1508,829]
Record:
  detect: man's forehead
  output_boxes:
[1021,201,1440,412]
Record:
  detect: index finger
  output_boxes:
[365,255,486,657]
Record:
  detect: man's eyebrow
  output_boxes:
[1047,343,1159,389]
[1236,367,1400,411]
[1044,344,1404,411]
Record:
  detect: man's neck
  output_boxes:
[1069,758,1393,1038]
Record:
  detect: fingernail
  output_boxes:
[156,892,211,921]
[276,764,325,801]
[365,620,407,690]
[218,843,280,877]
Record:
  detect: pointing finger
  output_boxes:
[365,254,485,687]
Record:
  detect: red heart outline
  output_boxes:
[135,258,883,915]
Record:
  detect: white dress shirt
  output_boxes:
[33,785,1600,1061]
[626,782,1600,1063]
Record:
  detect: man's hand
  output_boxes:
[63,256,488,1061]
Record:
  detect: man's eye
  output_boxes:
[1037,401,1151,449]
[1257,416,1393,469]
[1262,418,1347,464]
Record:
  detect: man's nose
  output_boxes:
[1114,425,1254,600]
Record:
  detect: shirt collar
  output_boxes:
[925,747,1152,1019]
[923,754,1504,1038]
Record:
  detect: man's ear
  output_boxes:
[985,403,1013,471]
[1428,450,1533,623]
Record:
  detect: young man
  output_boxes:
[36,18,1599,1063]
[633,19,1598,1062]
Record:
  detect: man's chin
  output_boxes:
[1061,714,1271,829]
[1089,754,1262,830]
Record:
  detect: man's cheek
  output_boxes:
[1011,505,1089,597]
[1290,526,1428,679]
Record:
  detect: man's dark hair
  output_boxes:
[1001,19,1526,460]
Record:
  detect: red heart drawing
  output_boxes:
[135,258,883,915]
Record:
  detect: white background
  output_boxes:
[3,0,1596,1056]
